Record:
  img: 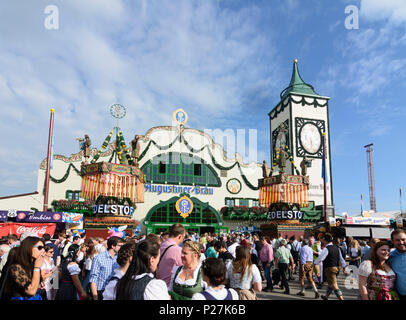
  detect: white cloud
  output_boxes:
[360,0,406,24]
[0,0,279,195]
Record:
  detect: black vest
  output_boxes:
[323,245,340,268]
[128,275,154,300]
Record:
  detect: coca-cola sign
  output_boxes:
[10,223,56,238]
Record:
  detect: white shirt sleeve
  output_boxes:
[358,260,373,277]
[144,279,171,300]
[225,261,232,280]
[230,288,239,300]
[191,292,205,300]
[102,279,118,300]
[251,264,262,284]
[314,247,328,265]
[339,250,347,268]
[67,263,81,276]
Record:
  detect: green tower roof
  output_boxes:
[280,59,319,99]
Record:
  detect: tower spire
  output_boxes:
[280,59,318,99]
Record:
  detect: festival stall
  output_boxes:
[77,118,146,238]
[0,210,83,238]
[257,142,324,238]
[308,216,393,240]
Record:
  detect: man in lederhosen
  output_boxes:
[314,233,349,300]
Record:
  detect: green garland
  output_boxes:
[140,131,259,190]
[42,163,81,194]
[138,135,181,162]
[269,95,328,120]
[270,145,301,176]
[50,163,81,183]
[91,130,113,164]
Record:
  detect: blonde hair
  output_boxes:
[182,240,201,259]
[351,240,360,249]
[232,245,252,284]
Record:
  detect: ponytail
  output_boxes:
[115,239,160,300]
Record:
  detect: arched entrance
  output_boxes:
[143,193,228,235]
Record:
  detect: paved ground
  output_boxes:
[257,269,359,300]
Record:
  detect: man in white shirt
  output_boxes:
[227,238,239,259]
[315,233,349,300]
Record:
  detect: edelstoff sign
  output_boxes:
[343,216,390,226]
[92,205,134,215]
[268,211,304,220]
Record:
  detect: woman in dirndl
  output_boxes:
[358,241,399,300]
[55,244,88,300]
[168,240,206,300]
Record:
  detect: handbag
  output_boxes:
[234,288,257,300]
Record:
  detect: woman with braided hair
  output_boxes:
[168,240,207,300]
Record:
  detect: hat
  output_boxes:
[280,239,287,246]
[20,232,38,242]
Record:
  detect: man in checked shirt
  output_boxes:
[89,236,125,300]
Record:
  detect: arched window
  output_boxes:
[141,152,221,187]
[146,195,223,225]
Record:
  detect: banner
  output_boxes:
[62,212,83,225]
[343,216,390,226]
[0,211,7,222]
[9,223,56,238]
[259,183,309,208]
[16,211,63,223]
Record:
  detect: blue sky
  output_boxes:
[0,0,405,215]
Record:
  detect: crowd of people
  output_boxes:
[0,224,405,301]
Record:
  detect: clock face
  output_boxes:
[299,123,321,154]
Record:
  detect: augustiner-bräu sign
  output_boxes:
[268,211,303,220]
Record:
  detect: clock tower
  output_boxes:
[268,59,334,216]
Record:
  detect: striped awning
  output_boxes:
[80,172,144,203]
[259,183,309,208]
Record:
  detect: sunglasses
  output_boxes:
[34,245,45,250]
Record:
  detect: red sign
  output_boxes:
[0,223,10,237]
[9,223,56,238]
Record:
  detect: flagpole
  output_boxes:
[401,187,403,215]
[323,131,327,222]
[43,108,55,211]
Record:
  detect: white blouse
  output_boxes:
[168,264,207,291]
[226,262,262,290]
[135,273,171,300]
[67,263,81,276]
[192,285,239,300]
[358,260,396,277]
